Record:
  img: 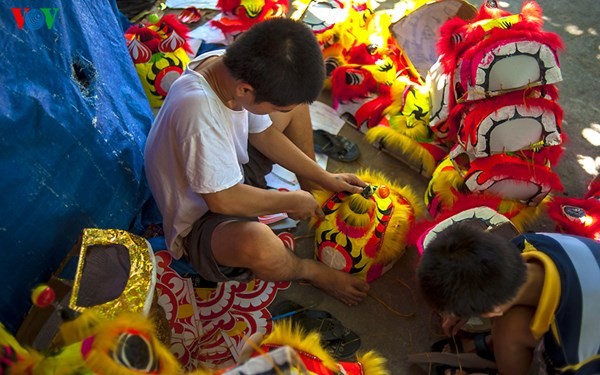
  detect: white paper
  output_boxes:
[166,0,219,10]
[309,101,345,135]
[188,14,230,45]
[264,153,327,191]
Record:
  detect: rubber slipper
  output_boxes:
[313,129,360,162]
[407,332,496,372]
[291,314,361,360]
[267,300,361,360]
[322,327,361,361]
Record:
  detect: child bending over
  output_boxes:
[417,221,600,374]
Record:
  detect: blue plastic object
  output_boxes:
[0,0,155,332]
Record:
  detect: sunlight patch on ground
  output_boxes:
[582,123,600,147]
[542,15,561,28]
[565,24,585,36]
[577,154,600,176]
[589,28,598,36]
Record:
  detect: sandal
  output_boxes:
[267,299,361,360]
[292,312,361,361]
[408,332,497,374]
[313,129,360,162]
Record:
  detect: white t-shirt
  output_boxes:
[144,50,271,258]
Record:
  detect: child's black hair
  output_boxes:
[417,221,527,317]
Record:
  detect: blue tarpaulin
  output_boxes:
[0,0,155,332]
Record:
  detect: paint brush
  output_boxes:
[269,305,315,321]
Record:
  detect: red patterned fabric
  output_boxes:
[154,250,290,371]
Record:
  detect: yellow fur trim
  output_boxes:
[424,158,464,210]
[59,310,103,345]
[498,195,550,232]
[365,126,436,177]
[0,323,45,374]
[357,350,391,375]
[384,78,431,139]
[261,320,339,371]
[339,194,376,229]
[85,313,182,374]
[312,169,424,273]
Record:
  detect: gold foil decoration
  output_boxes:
[69,228,157,320]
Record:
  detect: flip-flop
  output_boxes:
[408,332,497,374]
[313,129,360,162]
[267,300,361,360]
[291,313,361,361]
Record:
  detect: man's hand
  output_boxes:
[319,172,367,194]
[286,190,324,220]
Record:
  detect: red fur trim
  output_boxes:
[212,0,287,34]
[437,17,471,72]
[419,141,449,163]
[125,25,161,53]
[547,196,600,239]
[347,44,378,65]
[156,14,192,54]
[467,154,563,192]
[437,1,562,74]
[473,2,511,22]
[456,27,563,76]
[355,95,393,128]
[585,176,600,199]
[521,1,543,26]
[443,101,464,143]
[216,0,241,12]
[157,14,190,39]
[211,16,252,34]
[513,145,564,167]
[407,194,503,245]
[331,65,379,103]
[458,87,563,147]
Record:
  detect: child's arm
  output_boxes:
[492,305,539,375]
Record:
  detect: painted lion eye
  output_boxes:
[561,205,586,219]
[377,61,393,72]
[324,57,341,76]
[345,70,365,86]
[451,33,462,46]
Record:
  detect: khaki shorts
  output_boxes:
[183,145,272,282]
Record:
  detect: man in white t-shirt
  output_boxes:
[144,18,369,305]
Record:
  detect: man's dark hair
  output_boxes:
[223,18,325,106]
[416,221,527,317]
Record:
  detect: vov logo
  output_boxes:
[11,7,60,30]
